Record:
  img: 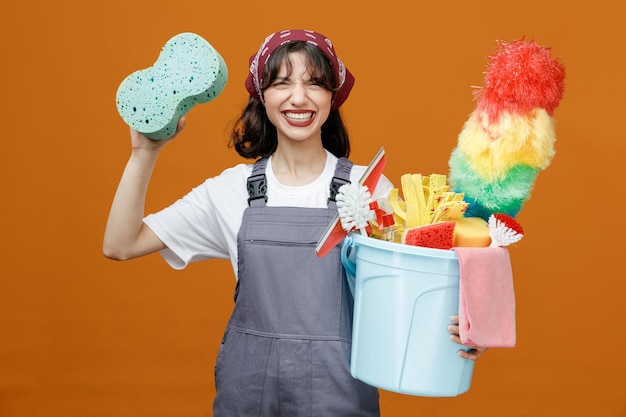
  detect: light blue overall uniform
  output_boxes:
[213,156,380,416]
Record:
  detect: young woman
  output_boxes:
[103,29,485,416]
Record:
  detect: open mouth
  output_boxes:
[283,111,315,122]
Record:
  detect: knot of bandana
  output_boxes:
[244,29,355,110]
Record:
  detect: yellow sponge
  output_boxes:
[452,217,492,247]
[116,32,227,140]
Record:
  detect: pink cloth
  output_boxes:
[452,247,516,348]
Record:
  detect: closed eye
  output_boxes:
[271,77,291,87]
[307,77,330,89]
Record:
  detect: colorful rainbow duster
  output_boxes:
[448,39,566,220]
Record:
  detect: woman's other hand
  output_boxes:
[448,315,488,361]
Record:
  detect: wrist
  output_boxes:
[129,147,160,165]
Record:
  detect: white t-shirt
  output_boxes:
[144,150,393,278]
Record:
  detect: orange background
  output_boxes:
[1,0,624,416]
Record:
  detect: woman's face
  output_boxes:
[263,51,332,145]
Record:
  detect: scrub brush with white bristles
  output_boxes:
[336,183,375,236]
[488,213,524,247]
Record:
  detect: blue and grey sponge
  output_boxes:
[116,32,228,140]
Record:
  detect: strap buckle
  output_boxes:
[247,174,268,205]
[328,176,351,203]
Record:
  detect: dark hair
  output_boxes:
[229,41,350,159]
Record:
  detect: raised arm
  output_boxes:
[102,118,185,260]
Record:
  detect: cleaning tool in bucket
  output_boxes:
[448,38,565,220]
[316,147,387,257]
[341,233,475,397]
[336,183,375,236]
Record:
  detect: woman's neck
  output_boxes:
[271,143,327,186]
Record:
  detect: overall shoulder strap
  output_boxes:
[328,157,353,206]
[247,157,269,207]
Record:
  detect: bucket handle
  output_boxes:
[341,234,356,295]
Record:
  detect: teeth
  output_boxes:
[284,112,313,121]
